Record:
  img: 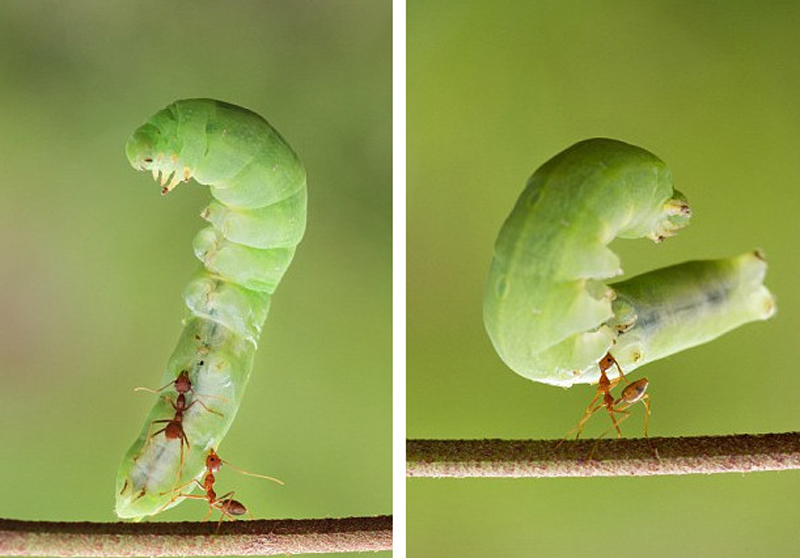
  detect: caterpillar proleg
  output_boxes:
[483,138,775,389]
[115,99,306,519]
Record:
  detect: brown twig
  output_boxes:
[0,515,392,557]
[407,432,800,478]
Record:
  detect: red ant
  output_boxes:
[560,353,651,442]
[159,449,283,526]
[137,369,224,478]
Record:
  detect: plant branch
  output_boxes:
[407,432,800,478]
[0,515,392,557]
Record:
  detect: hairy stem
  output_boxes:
[0,515,392,557]
[407,432,800,477]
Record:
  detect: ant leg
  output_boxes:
[573,400,604,440]
[601,406,632,439]
[640,395,651,438]
[159,476,206,497]
[616,378,651,440]
[147,410,175,435]
[638,395,658,457]
[173,430,191,486]
[555,393,602,448]
[599,380,652,440]
[191,391,232,404]
[204,504,215,524]
[557,365,624,446]
[604,398,629,438]
[586,405,630,457]
[587,369,624,438]
[183,398,224,418]
[212,491,238,531]
[150,423,169,438]
[215,491,236,504]
[144,394,181,435]
[154,491,206,515]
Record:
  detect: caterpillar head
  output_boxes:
[126,110,190,195]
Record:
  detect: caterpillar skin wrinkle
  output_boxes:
[484,138,775,388]
[116,99,306,519]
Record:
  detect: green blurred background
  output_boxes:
[409,1,800,557]
[0,0,391,550]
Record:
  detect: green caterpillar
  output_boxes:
[116,99,306,519]
[484,138,775,388]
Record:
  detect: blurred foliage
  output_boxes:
[409,1,800,557]
[0,0,392,549]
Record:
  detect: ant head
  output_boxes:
[599,353,615,372]
[206,449,224,472]
[174,371,192,392]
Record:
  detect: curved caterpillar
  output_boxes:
[483,138,775,388]
[115,99,306,519]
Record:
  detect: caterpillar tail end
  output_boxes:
[609,250,777,374]
[115,475,149,521]
[739,249,777,320]
[115,464,185,520]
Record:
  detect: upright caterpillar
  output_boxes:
[115,99,306,519]
[484,138,775,390]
